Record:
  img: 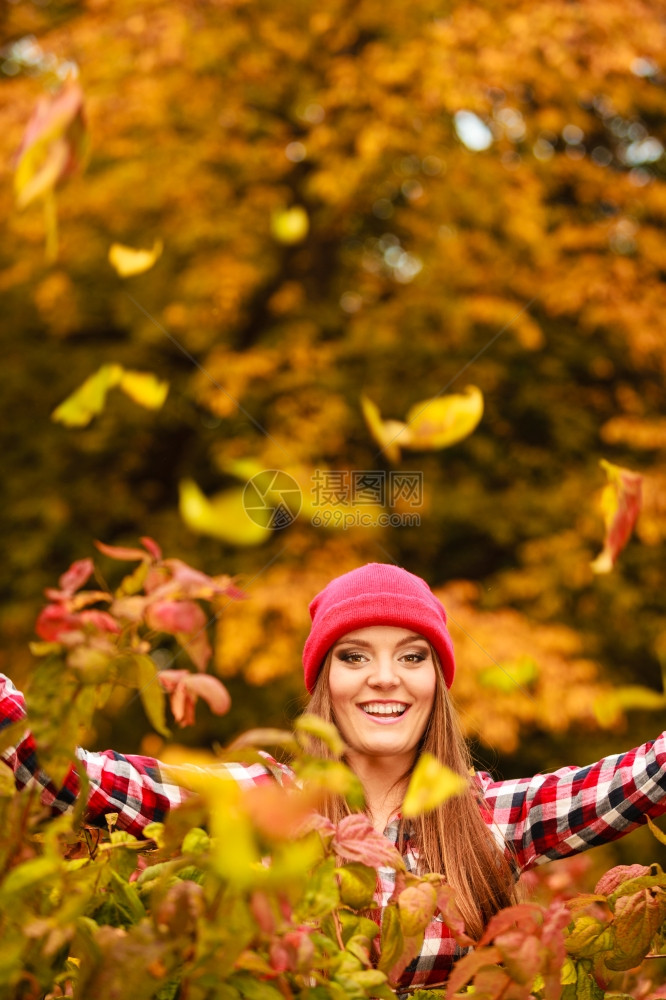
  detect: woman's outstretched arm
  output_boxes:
[0,673,293,838]
[476,735,666,871]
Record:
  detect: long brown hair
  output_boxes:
[307,647,518,939]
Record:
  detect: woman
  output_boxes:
[3,562,666,991]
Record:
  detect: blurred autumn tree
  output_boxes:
[1,0,666,815]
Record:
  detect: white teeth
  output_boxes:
[361,702,408,716]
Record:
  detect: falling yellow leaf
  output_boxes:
[51,363,123,427]
[108,239,163,277]
[405,386,484,450]
[270,206,309,245]
[179,479,271,546]
[360,394,412,464]
[52,364,168,427]
[402,753,468,818]
[119,370,169,410]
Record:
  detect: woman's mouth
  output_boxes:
[359,701,409,720]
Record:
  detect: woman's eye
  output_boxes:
[402,652,427,663]
[338,652,366,664]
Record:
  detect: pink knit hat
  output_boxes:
[302,563,455,693]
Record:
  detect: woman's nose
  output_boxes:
[367,657,400,687]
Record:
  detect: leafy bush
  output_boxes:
[1,544,666,1000]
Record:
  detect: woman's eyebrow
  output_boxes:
[335,638,372,647]
[334,634,427,648]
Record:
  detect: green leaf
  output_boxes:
[402,753,468,817]
[0,856,60,898]
[297,855,340,920]
[565,915,613,958]
[295,759,365,810]
[296,714,346,755]
[377,903,404,975]
[228,973,284,1000]
[647,815,666,846]
[398,882,438,936]
[117,654,170,738]
[336,862,377,910]
[182,827,211,855]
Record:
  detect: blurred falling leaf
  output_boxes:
[593,685,666,728]
[108,239,164,277]
[591,459,643,573]
[361,387,483,463]
[478,656,539,693]
[360,394,412,464]
[179,479,271,546]
[52,364,169,427]
[119,370,169,409]
[402,752,468,817]
[14,82,88,210]
[406,386,484,450]
[270,206,309,244]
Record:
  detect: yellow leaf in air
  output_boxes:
[108,239,163,277]
[179,479,271,546]
[405,386,483,450]
[270,206,309,245]
[51,363,123,427]
[360,394,412,464]
[402,752,468,818]
[119,370,169,410]
[52,364,169,427]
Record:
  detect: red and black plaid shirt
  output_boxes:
[3,673,666,991]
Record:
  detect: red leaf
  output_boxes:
[495,930,543,985]
[182,673,230,716]
[434,882,474,944]
[78,610,120,633]
[478,903,543,946]
[595,864,651,897]
[95,540,152,562]
[612,889,666,964]
[177,629,212,672]
[36,604,80,641]
[591,461,643,573]
[158,670,230,727]
[446,944,503,995]
[158,559,247,601]
[333,814,403,868]
[145,600,206,635]
[140,537,162,560]
[58,558,94,595]
[35,604,119,641]
[14,82,87,209]
[250,891,276,934]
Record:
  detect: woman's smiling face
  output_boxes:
[328,625,437,765]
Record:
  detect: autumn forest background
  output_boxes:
[2,0,666,878]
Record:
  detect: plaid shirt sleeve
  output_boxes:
[476,732,666,871]
[0,674,292,838]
